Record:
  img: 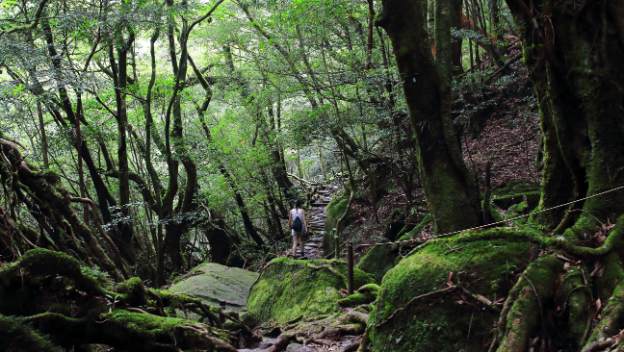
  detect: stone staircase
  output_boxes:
[297,186,336,259]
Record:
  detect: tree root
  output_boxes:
[0,138,125,279]
[450,217,624,259]
[0,248,244,351]
[24,310,237,351]
[493,255,563,352]
[0,314,62,352]
[582,281,624,351]
[559,267,593,348]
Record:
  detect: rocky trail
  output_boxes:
[239,186,367,352]
[298,186,334,259]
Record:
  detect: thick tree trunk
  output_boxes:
[378,0,482,232]
[505,0,624,232]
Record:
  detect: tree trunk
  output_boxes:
[505,0,624,233]
[378,0,482,232]
[450,0,464,73]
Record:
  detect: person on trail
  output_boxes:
[288,199,307,257]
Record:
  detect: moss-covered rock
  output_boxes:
[325,193,349,232]
[169,262,259,312]
[356,244,399,282]
[323,193,349,255]
[246,257,374,325]
[338,283,381,307]
[0,315,61,352]
[367,229,534,352]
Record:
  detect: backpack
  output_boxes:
[292,212,303,232]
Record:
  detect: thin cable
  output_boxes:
[357,184,624,249]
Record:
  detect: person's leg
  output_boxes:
[298,234,304,256]
[291,229,297,255]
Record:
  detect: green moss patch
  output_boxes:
[246,257,373,325]
[325,193,349,232]
[367,229,533,352]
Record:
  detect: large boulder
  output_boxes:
[169,262,259,312]
[246,258,374,325]
[366,229,534,352]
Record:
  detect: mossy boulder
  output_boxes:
[323,193,349,254]
[169,262,259,312]
[356,244,399,282]
[246,257,374,325]
[325,193,349,232]
[338,283,380,307]
[367,229,534,352]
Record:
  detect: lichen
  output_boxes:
[168,262,259,311]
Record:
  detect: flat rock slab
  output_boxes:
[170,262,259,311]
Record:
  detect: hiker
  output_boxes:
[288,199,307,257]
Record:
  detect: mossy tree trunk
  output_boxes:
[378,0,482,232]
[0,138,126,279]
[505,0,624,232]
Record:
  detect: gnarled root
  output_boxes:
[0,248,241,351]
[494,255,564,352]
[25,311,237,352]
[582,281,624,351]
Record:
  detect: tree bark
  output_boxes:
[378,0,482,232]
[505,0,624,232]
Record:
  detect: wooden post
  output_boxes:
[347,242,354,294]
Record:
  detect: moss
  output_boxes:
[116,277,147,306]
[356,244,399,282]
[106,309,191,337]
[556,267,590,349]
[0,248,104,315]
[325,193,349,232]
[497,255,563,351]
[398,214,433,241]
[323,193,349,255]
[246,257,374,325]
[2,248,102,293]
[338,283,381,307]
[0,315,61,352]
[367,229,533,352]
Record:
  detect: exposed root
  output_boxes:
[494,255,564,352]
[583,282,624,351]
[0,248,245,351]
[559,267,593,348]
